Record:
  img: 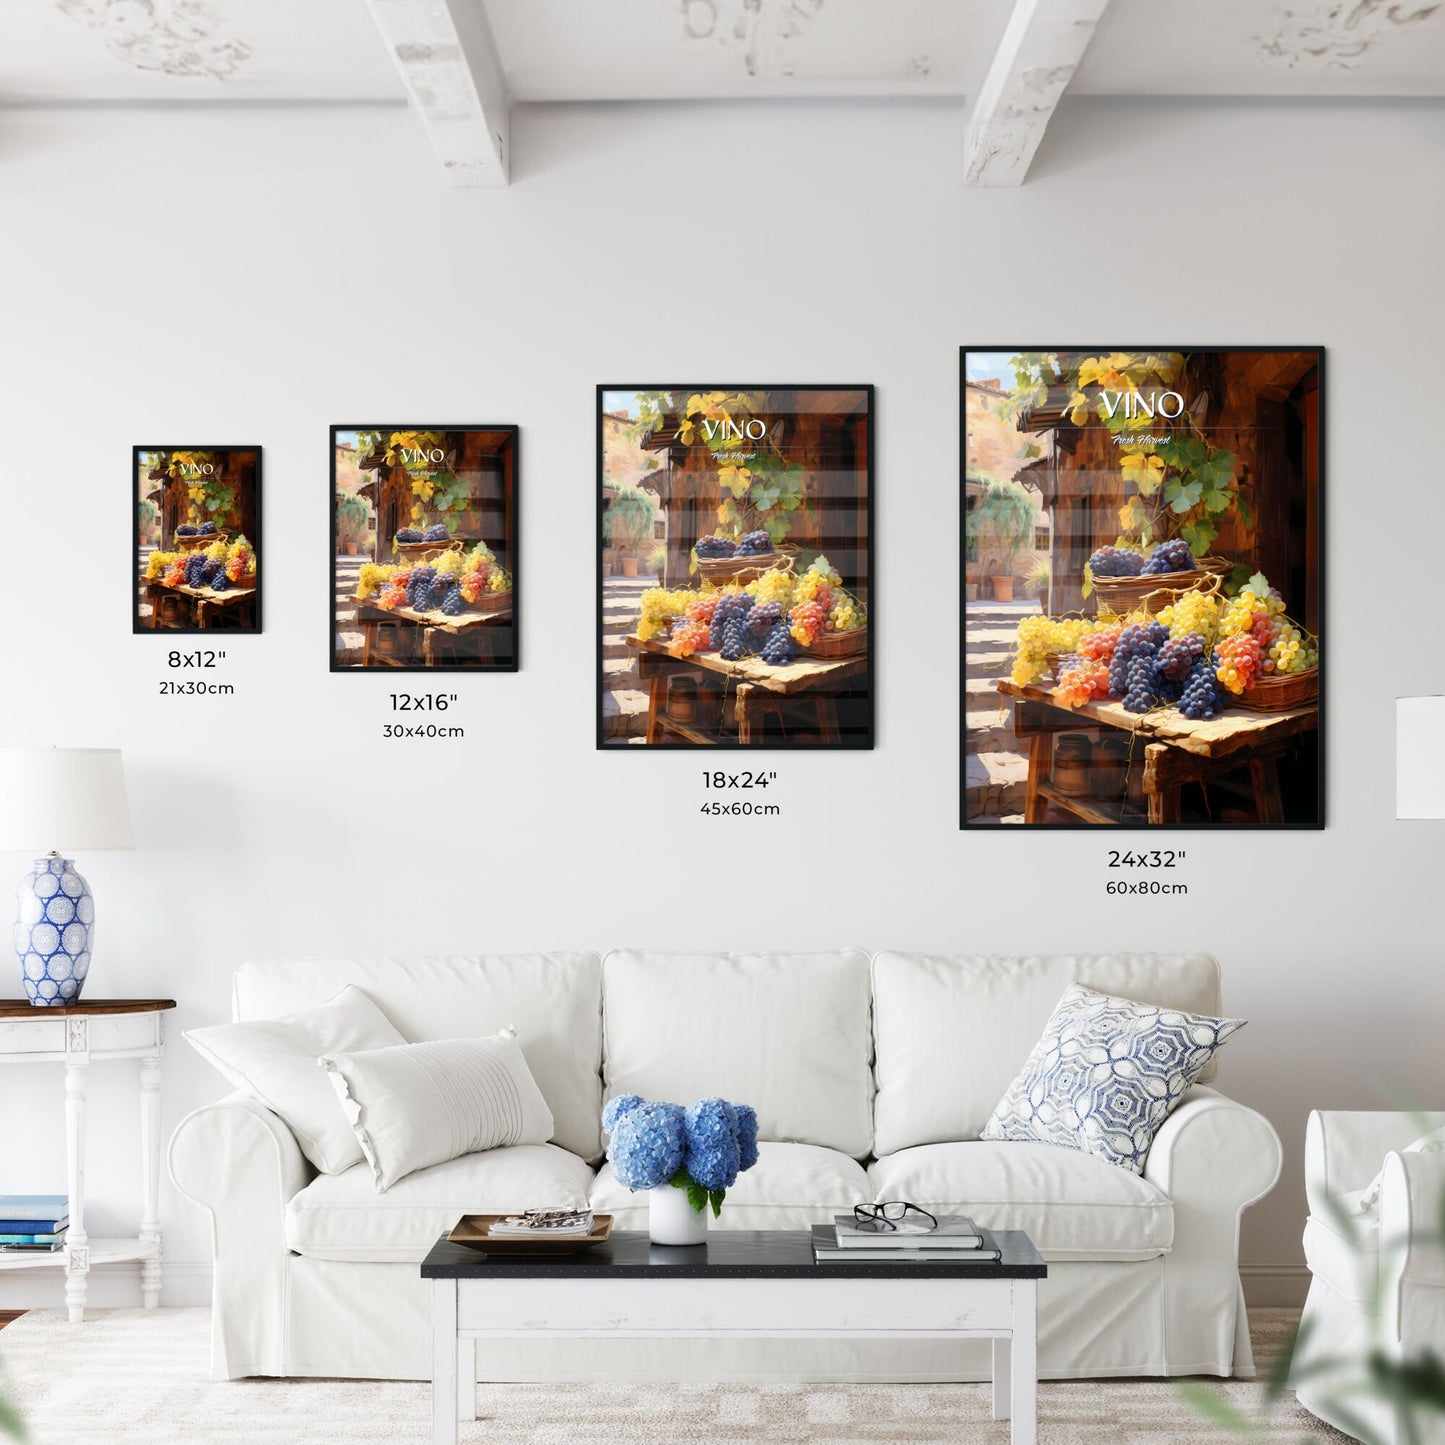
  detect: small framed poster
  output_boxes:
[598,385,874,749]
[331,426,518,673]
[134,446,262,635]
[961,347,1322,829]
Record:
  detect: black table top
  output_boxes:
[420,1228,1046,1280]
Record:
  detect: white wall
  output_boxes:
[1,96,1442,1310]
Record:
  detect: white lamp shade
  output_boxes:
[0,748,134,853]
[1397,697,1445,819]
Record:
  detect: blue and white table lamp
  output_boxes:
[0,748,133,1006]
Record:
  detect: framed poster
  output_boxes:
[961,347,1322,829]
[598,385,873,749]
[331,426,518,672]
[133,446,261,634]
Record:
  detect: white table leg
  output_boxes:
[1010,1279,1038,1445]
[432,1279,458,1445]
[458,1335,476,1422]
[139,1053,163,1308]
[64,1055,89,1325]
[992,1335,1012,1420]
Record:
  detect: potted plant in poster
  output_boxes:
[606,485,656,580]
[603,1094,759,1246]
[972,479,1035,603]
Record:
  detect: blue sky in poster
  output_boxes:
[965,353,1014,385]
[602,390,641,418]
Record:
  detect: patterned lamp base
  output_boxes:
[13,856,94,1006]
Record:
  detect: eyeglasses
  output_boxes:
[851,1201,938,1234]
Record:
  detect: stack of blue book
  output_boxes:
[0,1195,69,1251]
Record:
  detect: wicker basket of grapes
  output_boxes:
[805,624,868,659]
[1238,667,1318,713]
[694,533,797,585]
[1089,542,1230,615]
[174,528,229,553]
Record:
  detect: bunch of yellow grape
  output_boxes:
[830,594,865,632]
[145,551,179,581]
[747,569,795,610]
[1219,583,1284,639]
[465,544,494,573]
[1158,588,1221,646]
[355,563,399,600]
[204,540,228,563]
[1011,615,1092,686]
[1267,619,1317,674]
[636,586,693,641]
[487,566,511,594]
[432,551,465,579]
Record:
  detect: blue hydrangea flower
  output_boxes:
[602,1093,646,1135]
[608,1100,685,1191]
[734,1103,759,1172]
[684,1097,741,1192]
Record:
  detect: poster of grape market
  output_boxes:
[961,348,1322,829]
[331,427,518,672]
[599,386,873,749]
[134,446,261,634]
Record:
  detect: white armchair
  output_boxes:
[1296,1110,1445,1445]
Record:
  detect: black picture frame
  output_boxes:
[330,424,520,674]
[597,384,875,750]
[959,345,1324,830]
[132,444,263,636]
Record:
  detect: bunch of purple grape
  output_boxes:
[1157,631,1205,682]
[1108,622,1169,713]
[1141,538,1194,575]
[396,528,424,543]
[1088,545,1146,578]
[405,566,438,609]
[695,535,736,559]
[1179,659,1227,720]
[735,530,773,557]
[709,592,754,652]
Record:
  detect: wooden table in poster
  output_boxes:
[629,634,865,745]
[995,678,1318,825]
[146,581,256,631]
[351,595,512,669]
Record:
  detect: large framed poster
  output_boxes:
[134,446,261,634]
[331,426,518,672]
[598,386,873,749]
[961,347,1322,829]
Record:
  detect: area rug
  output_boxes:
[0,1308,1347,1444]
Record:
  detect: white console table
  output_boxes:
[0,999,176,1322]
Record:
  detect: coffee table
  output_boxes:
[421,1228,1046,1445]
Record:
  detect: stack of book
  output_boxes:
[487,1209,594,1238]
[0,1195,69,1252]
[812,1212,1001,1264]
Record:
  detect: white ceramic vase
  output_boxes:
[649,1184,708,1246]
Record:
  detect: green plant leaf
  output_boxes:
[1173,1381,1259,1434]
[1167,478,1203,514]
[1180,519,1217,555]
[0,1390,27,1442]
[686,1182,708,1213]
[709,1189,726,1219]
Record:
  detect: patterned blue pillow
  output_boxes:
[981,984,1246,1173]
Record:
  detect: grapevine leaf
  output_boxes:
[1180,519,1217,555]
[1121,452,1165,496]
[1167,478,1203,514]
[1247,570,1272,597]
[1236,494,1256,528]
[1203,486,1233,515]
[1082,564,1094,600]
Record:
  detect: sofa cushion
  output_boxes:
[320,1030,556,1191]
[602,949,874,1158]
[233,953,604,1161]
[981,984,1245,1174]
[871,952,1224,1155]
[868,1141,1174,1261]
[186,985,406,1174]
[591,1141,871,1230]
[285,1144,594,1263]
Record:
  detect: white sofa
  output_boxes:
[1296,1110,1445,1445]
[169,949,1281,1384]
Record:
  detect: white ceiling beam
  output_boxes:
[964,0,1112,187]
[363,0,510,186]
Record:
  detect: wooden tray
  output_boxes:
[448,1214,612,1255]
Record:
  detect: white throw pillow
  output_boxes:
[1356,1125,1445,1214]
[320,1029,555,1191]
[186,985,406,1173]
[981,983,1245,1174]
